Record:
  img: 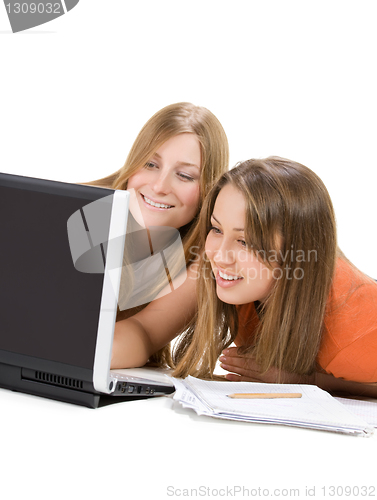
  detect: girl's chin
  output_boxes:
[216,287,241,305]
[131,211,168,228]
[216,284,261,305]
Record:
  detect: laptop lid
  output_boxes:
[0,172,128,404]
[0,172,178,407]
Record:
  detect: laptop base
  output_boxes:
[0,362,101,408]
[0,362,174,408]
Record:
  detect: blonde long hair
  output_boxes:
[89,103,229,367]
[88,102,229,265]
[172,157,338,378]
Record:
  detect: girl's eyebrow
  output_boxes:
[211,214,244,232]
[176,161,200,170]
[153,152,200,169]
[211,214,221,225]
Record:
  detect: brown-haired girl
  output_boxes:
[172,157,377,395]
[102,102,229,369]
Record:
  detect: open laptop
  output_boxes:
[0,172,175,408]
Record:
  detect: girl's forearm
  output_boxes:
[314,372,377,398]
[110,318,154,369]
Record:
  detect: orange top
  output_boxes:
[235,258,377,383]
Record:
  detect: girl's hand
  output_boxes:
[220,348,377,398]
[219,347,314,384]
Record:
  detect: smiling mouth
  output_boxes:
[141,194,174,209]
[218,269,243,281]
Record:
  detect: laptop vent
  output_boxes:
[35,371,84,389]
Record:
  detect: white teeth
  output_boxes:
[219,270,242,281]
[143,195,172,209]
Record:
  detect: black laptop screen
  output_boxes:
[0,177,112,370]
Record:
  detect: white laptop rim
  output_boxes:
[92,189,129,394]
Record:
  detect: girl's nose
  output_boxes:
[213,239,236,266]
[152,172,171,195]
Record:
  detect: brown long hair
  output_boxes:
[172,157,338,378]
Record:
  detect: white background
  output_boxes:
[1,1,377,499]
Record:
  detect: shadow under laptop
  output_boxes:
[97,393,173,408]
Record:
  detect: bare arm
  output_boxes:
[314,372,377,398]
[111,264,198,369]
[220,347,377,398]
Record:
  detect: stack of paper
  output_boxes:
[335,397,377,427]
[173,376,374,436]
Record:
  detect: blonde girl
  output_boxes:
[96,102,229,368]
[172,157,377,395]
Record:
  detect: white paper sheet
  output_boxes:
[173,377,374,436]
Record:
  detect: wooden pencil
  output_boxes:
[227,393,302,399]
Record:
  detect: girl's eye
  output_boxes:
[238,239,247,247]
[145,162,158,169]
[177,172,195,182]
[209,226,222,235]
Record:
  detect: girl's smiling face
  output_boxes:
[205,183,275,305]
[127,133,201,229]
